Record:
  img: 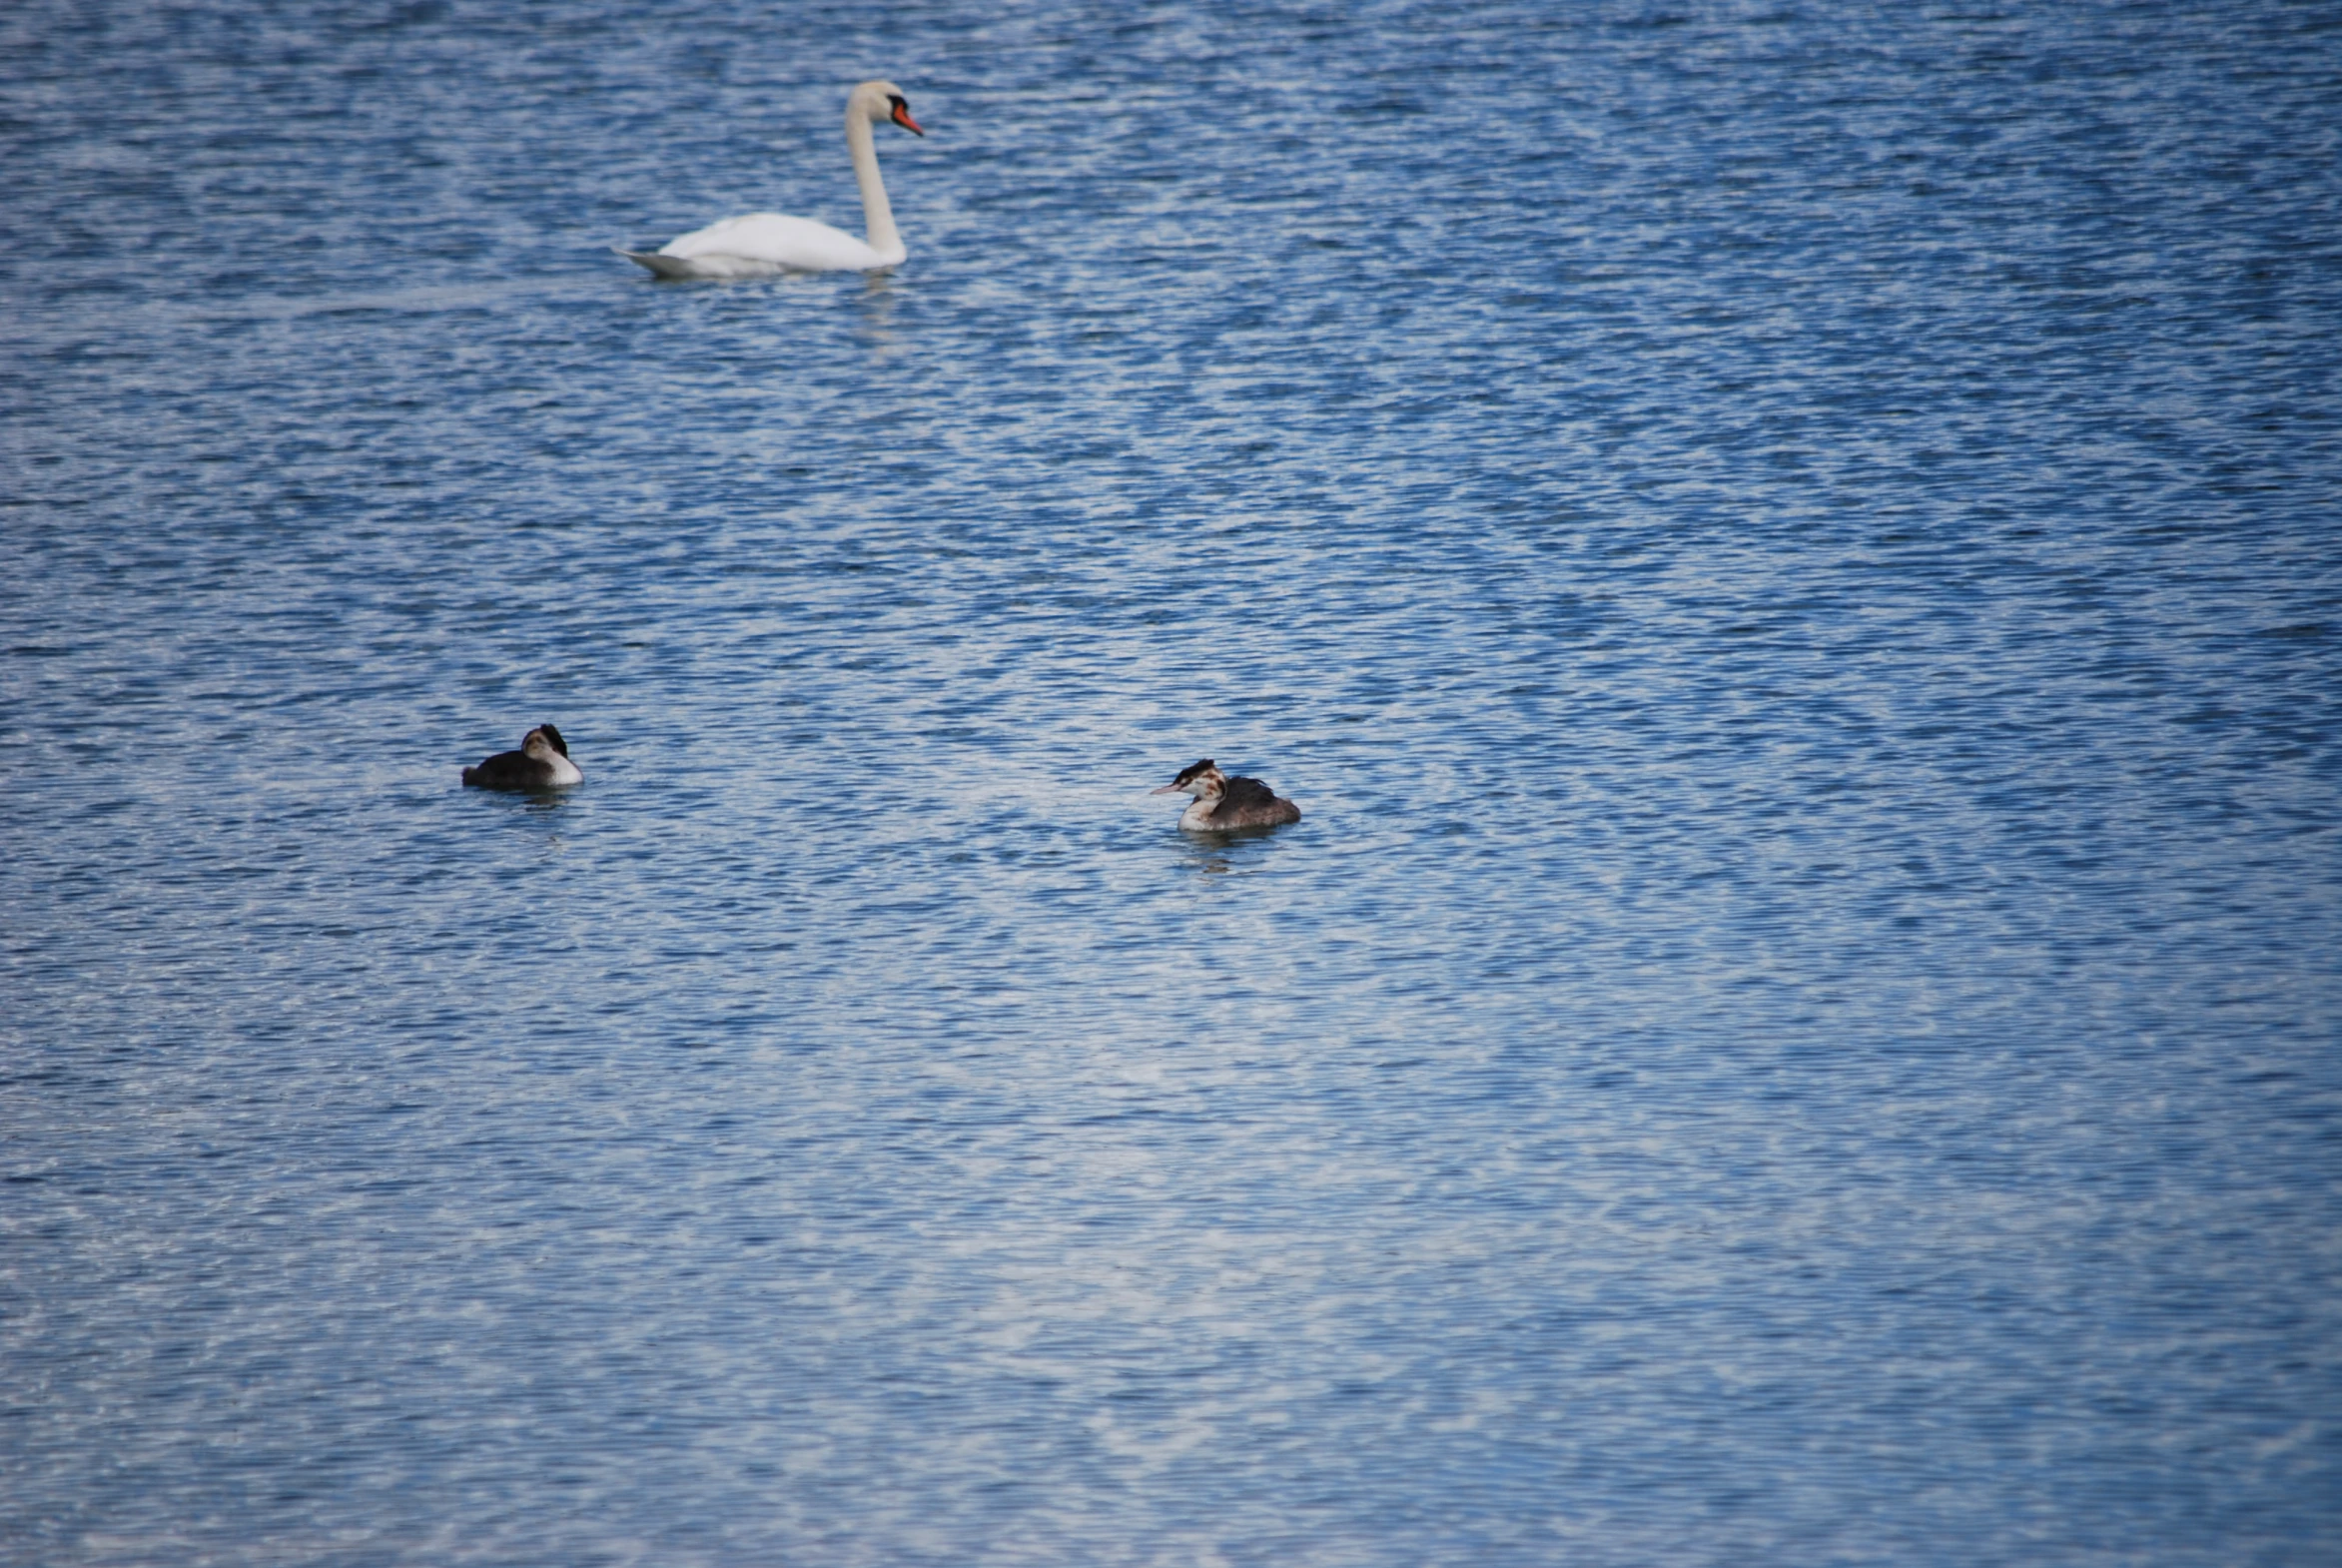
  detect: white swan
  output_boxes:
[619,80,923,279]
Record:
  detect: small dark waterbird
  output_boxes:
[461,724,583,791]
[1151,758,1301,831]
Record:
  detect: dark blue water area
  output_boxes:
[3,1,2339,1562]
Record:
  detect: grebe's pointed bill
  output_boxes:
[1149,781,1184,795]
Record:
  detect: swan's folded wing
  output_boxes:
[657,213,886,272]
[616,249,701,280]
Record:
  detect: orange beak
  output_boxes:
[892,102,924,136]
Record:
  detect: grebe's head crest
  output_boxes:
[1151,758,1227,798]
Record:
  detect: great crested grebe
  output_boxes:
[1151,758,1302,831]
[461,724,583,791]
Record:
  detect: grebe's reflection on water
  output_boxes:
[1171,818,1296,878]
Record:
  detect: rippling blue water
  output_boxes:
[5,1,2339,1562]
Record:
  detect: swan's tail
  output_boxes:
[614,248,698,280]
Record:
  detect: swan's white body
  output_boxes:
[621,80,921,279]
[637,213,893,278]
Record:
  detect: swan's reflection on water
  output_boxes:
[857,270,901,355]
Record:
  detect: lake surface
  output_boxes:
[4,1,2339,1562]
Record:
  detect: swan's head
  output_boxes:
[1151,759,1226,800]
[521,724,569,760]
[852,79,923,137]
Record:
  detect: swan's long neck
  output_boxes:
[845,112,905,266]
